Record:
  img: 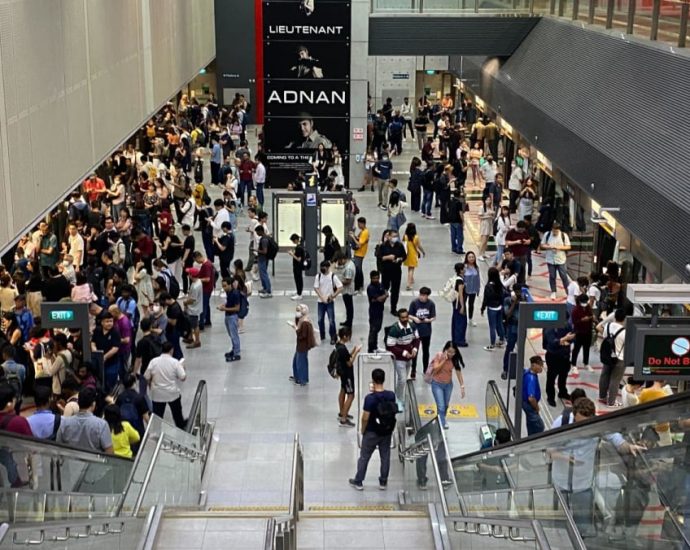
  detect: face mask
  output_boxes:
[320,268,327,274]
[391,237,399,243]
[295,312,302,319]
[152,305,161,314]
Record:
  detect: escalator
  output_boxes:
[0,380,213,547]
[399,378,690,548]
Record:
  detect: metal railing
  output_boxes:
[370,0,690,47]
[264,434,304,550]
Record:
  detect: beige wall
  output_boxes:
[0,0,215,251]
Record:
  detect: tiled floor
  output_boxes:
[166,132,610,516]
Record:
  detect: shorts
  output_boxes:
[340,372,355,395]
[188,315,199,329]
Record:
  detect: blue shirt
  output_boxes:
[28,410,59,440]
[15,308,33,342]
[225,289,240,316]
[522,369,541,403]
[211,143,222,164]
[463,266,480,295]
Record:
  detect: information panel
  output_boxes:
[276,199,304,248]
[320,199,346,249]
[636,327,690,380]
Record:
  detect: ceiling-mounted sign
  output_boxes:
[392,73,410,80]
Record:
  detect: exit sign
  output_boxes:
[50,310,75,322]
[533,310,560,322]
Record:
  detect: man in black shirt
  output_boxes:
[213,222,235,279]
[42,266,72,302]
[115,374,149,439]
[378,230,406,315]
[366,271,388,353]
[161,293,184,360]
[181,224,196,294]
[133,318,162,396]
[91,312,122,393]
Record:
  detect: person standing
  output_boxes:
[183,268,203,349]
[253,154,267,207]
[335,327,361,428]
[570,294,594,373]
[218,276,242,362]
[596,309,626,407]
[255,225,272,298]
[414,110,430,150]
[91,313,122,393]
[543,325,575,407]
[493,206,511,267]
[366,271,388,353]
[501,283,523,380]
[348,368,397,491]
[408,158,424,214]
[448,189,465,255]
[194,251,214,330]
[378,230,406,315]
[210,134,222,186]
[477,196,494,261]
[427,342,465,429]
[481,267,506,351]
[144,342,187,429]
[505,221,531,285]
[287,304,316,386]
[349,217,369,293]
[133,318,162,396]
[507,159,524,214]
[373,152,393,210]
[385,308,420,403]
[540,222,571,300]
[522,356,545,435]
[314,261,342,345]
[288,234,306,301]
[56,387,112,453]
[334,252,356,329]
[400,97,414,140]
[450,263,469,348]
[408,287,436,379]
[463,252,480,327]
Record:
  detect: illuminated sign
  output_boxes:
[49,310,75,322]
[640,333,690,378]
[532,310,560,322]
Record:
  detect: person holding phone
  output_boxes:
[543,325,576,407]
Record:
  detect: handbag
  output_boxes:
[395,210,407,227]
[423,368,434,384]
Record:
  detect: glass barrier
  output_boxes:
[452,391,690,547]
[0,433,133,523]
[118,415,205,516]
[485,380,516,443]
[185,381,213,476]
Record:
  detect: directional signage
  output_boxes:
[532,309,560,323]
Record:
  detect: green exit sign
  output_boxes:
[533,310,560,322]
[50,310,75,322]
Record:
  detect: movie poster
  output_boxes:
[262,0,351,187]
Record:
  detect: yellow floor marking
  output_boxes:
[418,403,479,418]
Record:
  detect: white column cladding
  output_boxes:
[140,0,155,113]
[348,0,369,188]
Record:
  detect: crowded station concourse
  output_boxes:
[0,2,689,548]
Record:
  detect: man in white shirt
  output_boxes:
[179,188,196,229]
[253,155,267,208]
[596,309,627,407]
[539,222,571,300]
[211,199,230,239]
[507,161,524,214]
[314,261,343,345]
[65,223,84,271]
[144,342,187,428]
[399,98,414,140]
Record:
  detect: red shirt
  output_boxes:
[83,178,105,203]
[198,260,214,294]
[0,413,33,436]
[571,304,593,335]
[239,160,254,181]
[159,210,173,234]
[506,228,530,257]
[136,235,154,259]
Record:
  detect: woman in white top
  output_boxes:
[478,195,494,261]
[621,377,644,408]
[493,206,511,266]
[331,145,344,188]
[133,261,155,316]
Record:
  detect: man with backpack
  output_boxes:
[348,368,397,491]
[115,374,149,440]
[1,346,25,414]
[596,309,627,407]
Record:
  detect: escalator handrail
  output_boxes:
[406,379,422,433]
[184,380,207,434]
[486,380,516,441]
[0,431,133,465]
[453,388,690,462]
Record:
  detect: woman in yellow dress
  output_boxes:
[403,223,425,290]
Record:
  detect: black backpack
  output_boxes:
[119,392,144,436]
[600,325,624,366]
[266,236,279,260]
[327,347,341,379]
[238,293,249,320]
[560,407,573,427]
[373,395,398,436]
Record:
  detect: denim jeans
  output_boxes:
[258,256,271,293]
[547,263,570,293]
[494,244,505,266]
[201,292,211,327]
[255,183,265,207]
[449,223,464,253]
[353,431,392,484]
[292,351,309,384]
[422,190,433,216]
[487,308,505,345]
[394,359,409,401]
[502,329,518,375]
[342,294,354,327]
[522,402,545,435]
[317,302,336,340]
[431,380,453,427]
[224,314,240,356]
[451,307,468,346]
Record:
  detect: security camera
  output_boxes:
[686,263,690,276]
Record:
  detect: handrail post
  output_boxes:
[680,2,689,47]
[553,487,587,550]
[133,436,165,516]
[650,0,661,40]
[626,0,636,34]
[605,0,614,29]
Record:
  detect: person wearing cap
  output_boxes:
[287,115,333,149]
[522,355,545,436]
[13,295,34,343]
[183,268,203,349]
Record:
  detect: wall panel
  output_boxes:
[0,0,215,252]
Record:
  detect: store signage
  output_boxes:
[49,310,75,322]
[532,310,560,322]
[392,72,410,80]
[262,0,351,186]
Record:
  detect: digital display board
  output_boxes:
[635,327,690,380]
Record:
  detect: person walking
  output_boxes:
[255,226,272,298]
[480,267,506,351]
[543,326,575,407]
[288,234,306,301]
[596,309,626,407]
[448,189,465,255]
[450,263,469,348]
[349,217,369,293]
[477,195,494,261]
[493,206,511,267]
[378,230,406,315]
[314,261,342,345]
[144,342,187,428]
[408,287,436,379]
[288,304,317,386]
[218,276,243,362]
[385,309,420,404]
[373,152,393,210]
[348,368,397,491]
[540,222,571,300]
[522,356,545,435]
[402,223,425,290]
[501,283,523,380]
[366,271,388,353]
[463,252,481,327]
[427,342,465,429]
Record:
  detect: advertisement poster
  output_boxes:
[262,0,351,187]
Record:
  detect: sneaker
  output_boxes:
[349,479,363,491]
[227,355,241,362]
[339,419,355,428]
[550,292,557,300]
[378,204,387,211]
[584,364,593,372]
[496,340,506,348]
[478,255,487,262]
[471,321,477,327]
[426,215,435,220]
[441,479,453,487]
[224,352,234,358]
[417,481,428,491]
[290,294,302,301]
[379,481,388,491]
[288,376,296,383]
[443,424,449,430]
[500,371,508,380]
[330,337,337,345]
[357,186,365,192]
[337,413,354,420]
[607,401,623,407]
[547,398,557,407]
[571,366,579,375]
[483,345,495,352]
[260,293,273,299]
[409,373,416,380]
